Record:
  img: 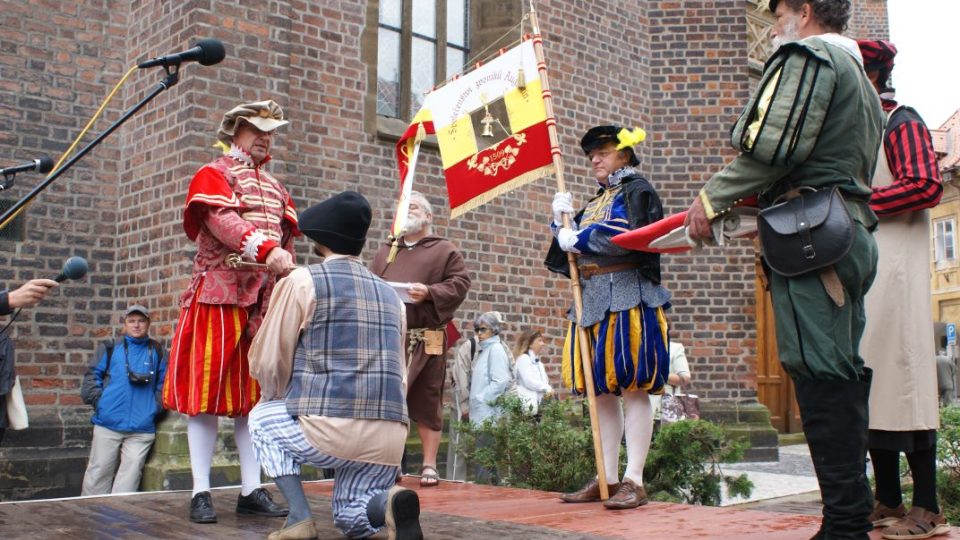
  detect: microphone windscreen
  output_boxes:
[196,39,226,66]
[37,156,54,174]
[60,256,88,281]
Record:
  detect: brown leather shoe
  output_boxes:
[870,500,907,527]
[602,478,649,510]
[560,478,620,503]
[267,518,318,540]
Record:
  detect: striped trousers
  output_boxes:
[163,279,260,417]
[248,400,398,539]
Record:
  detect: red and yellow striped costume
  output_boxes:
[163,149,298,417]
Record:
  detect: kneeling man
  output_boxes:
[248,191,422,540]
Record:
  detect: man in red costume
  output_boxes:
[163,100,298,524]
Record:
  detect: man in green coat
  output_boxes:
[685,1,883,538]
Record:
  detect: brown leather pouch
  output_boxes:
[423,329,445,355]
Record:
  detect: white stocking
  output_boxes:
[234,415,262,496]
[595,393,624,484]
[622,390,654,485]
[187,414,218,495]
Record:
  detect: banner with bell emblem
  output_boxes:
[395,37,554,218]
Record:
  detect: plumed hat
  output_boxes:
[580,125,640,167]
[217,100,289,145]
[299,191,372,256]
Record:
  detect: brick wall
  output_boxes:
[0,0,129,409]
[0,0,889,422]
[851,0,890,38]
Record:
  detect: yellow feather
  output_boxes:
[616,127,647,150]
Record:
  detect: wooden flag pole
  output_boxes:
[527,1,609,500]
[387,123,427,264]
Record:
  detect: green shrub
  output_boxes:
[454,394,753,505]
[645,419,753,505]
[937,405,960,523]
[455,394,598,492]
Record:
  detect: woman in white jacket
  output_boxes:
[513,330,553,414]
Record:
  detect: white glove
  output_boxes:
[557,227,581,253]
[552,192,575,225]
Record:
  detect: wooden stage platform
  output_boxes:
[0,477,954,539]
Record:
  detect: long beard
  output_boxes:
[771,17,799,50]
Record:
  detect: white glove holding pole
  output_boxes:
[557,228,582,253]
[552,192,575,226]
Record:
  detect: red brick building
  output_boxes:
[0,0,889,498]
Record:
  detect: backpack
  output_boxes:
[80,338,164,408]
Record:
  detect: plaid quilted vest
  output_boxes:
[285,258,408,425]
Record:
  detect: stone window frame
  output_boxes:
[936,217,957,265]
[365,0,470,140]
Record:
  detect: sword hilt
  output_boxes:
[224,253,269,270]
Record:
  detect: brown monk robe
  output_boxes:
[370,191,471,487]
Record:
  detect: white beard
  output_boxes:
[771,16,800,50]
[405,215,429,235]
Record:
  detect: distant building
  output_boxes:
[930,111,960,339]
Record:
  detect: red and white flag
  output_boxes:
[395,37,555,219]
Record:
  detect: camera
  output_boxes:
[126,366,154,385]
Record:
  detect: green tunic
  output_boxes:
[701,35,884,380]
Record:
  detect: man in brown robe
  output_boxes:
[370,191,471,487]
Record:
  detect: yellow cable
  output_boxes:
[0,65,138,230]
[53,65,138,170]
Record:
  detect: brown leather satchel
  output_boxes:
[757,187,854,277]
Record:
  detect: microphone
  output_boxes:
[0,156,55,176]
[138,38,226,69]
[54,256,88,283]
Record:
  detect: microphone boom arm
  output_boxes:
[0,70,180,229]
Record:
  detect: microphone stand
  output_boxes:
[0,67,181,227]
[0,172,15,192]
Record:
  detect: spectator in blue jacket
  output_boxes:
[468,312,513,427]
[80,305,167,495]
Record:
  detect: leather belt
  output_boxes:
[579,262,642,279]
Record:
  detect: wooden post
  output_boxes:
[528,1,609,500]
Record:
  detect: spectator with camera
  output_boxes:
[80,305,167,495]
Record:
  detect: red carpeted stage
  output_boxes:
[0,478,953,539]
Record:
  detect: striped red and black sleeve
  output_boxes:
[869,106,943,217]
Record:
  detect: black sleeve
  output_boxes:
[623,176,664,230]
[0,290,11,317]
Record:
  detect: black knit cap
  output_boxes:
[580,125,639,167]
[299,191,372,256]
